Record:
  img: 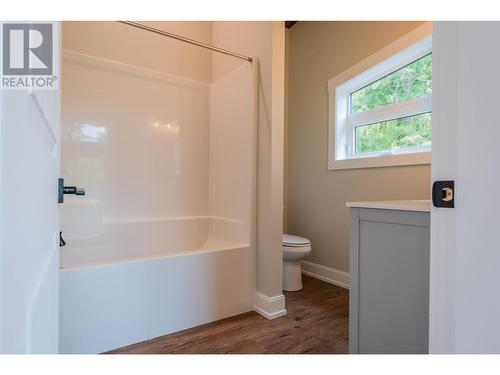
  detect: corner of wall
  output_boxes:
[253,291,287,320]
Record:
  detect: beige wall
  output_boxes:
[283,29,290,234]
[286,22,431,273]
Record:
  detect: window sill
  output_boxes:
[328,151,431,170]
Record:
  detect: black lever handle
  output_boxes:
[58,178,86,203]
[63,186,85,195]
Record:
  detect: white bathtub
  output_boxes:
[59,216,254,354]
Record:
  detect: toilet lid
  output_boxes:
[282,234,311,247]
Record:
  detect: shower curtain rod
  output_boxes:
[118,21,253,62]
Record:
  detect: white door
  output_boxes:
[0,22,61,353]
[430,22,500,353]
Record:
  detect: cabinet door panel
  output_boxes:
[357,216,430,353]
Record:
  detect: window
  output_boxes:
[328,32,432,170]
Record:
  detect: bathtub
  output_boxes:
[59,216,254,354]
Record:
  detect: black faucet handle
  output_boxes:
[58,178,86,203]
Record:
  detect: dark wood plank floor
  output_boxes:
[107,275,349,354]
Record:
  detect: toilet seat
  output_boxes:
[282,234,311,247]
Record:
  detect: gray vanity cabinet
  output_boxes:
[349,207,430,354]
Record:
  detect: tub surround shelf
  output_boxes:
[346,200,431,212]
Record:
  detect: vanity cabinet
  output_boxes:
[347,201,430,354]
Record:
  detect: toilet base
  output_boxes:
[283,260,303,291]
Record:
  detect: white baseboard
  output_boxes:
[301,260,350,289]
[253,291,287,320]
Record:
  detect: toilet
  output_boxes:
[282,234,312,291]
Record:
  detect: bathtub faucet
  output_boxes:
[58,178,86,204]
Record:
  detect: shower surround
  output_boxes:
[59,23,256,353]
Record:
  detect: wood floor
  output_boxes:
[107,275,349,354]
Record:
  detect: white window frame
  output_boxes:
[327,24,432,170]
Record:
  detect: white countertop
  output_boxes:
[346,200,431,212]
